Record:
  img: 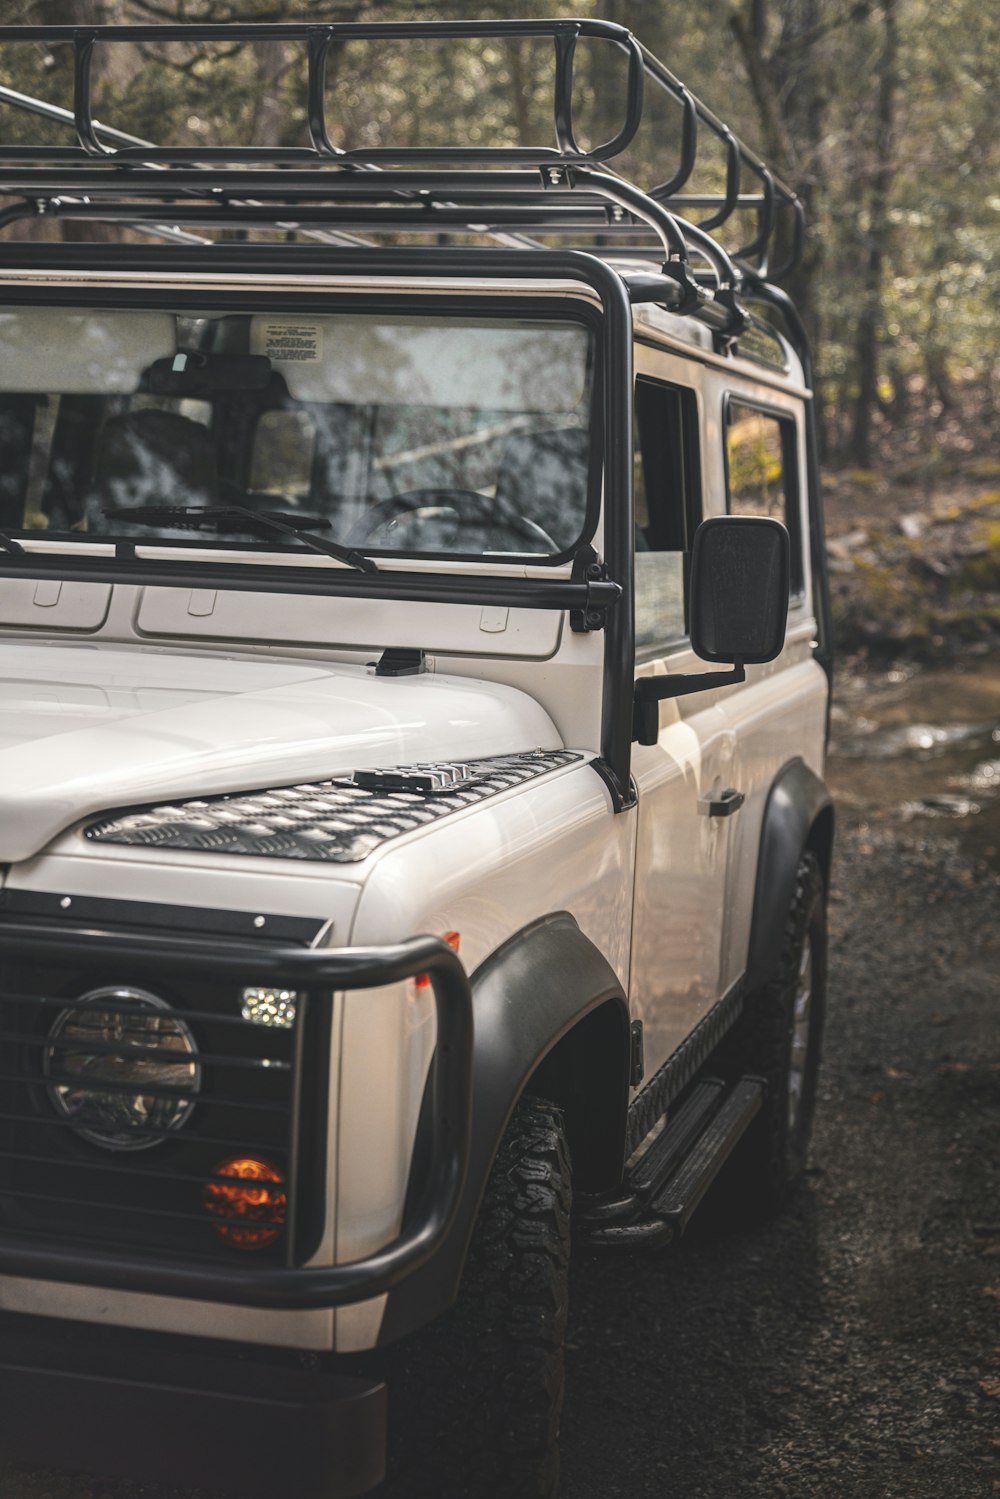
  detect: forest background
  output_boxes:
[1,0,998,655]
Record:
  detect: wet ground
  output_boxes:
[827,657,1000,874]
[3,665,998,1499]
[563,825,999,1498]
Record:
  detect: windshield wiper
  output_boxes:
[0,530,25,555]
[102,504,378,574]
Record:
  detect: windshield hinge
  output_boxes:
[570,546,612,633]
[372,647,426,677]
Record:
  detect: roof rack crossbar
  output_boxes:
[0,18,804,283]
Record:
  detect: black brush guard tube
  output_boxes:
[0,920,473,1309]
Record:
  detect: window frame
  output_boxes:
[0,292,604,572]
[722,392,805,600]
[633,374,703,661]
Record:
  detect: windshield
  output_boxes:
[0,305,595,562]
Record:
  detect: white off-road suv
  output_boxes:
[0,18,833,1499]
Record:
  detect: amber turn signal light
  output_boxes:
[415,931,460,989]
[203,1155,286,1250]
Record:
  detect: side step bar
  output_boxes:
[581,1077,764,1249]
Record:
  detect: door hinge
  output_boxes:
[630,1019,645,1087]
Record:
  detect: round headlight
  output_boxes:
[44,986,201,1151]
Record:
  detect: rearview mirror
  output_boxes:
[145,351,272,395]
[690,515,789,665]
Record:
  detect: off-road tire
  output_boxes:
[385,1094,572,1499]
[716,851,827,1214]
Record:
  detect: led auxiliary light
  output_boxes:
[241,987,298,1029]
[44,986,200,1151]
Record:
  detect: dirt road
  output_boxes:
[3,815,998,1499]
[562,819,1000,1498]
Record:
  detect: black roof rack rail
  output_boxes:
[0,18,804,314]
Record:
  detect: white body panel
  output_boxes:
[0,639,561,861]
[629,695,737,1078]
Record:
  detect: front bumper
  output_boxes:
[0,914,473,1495]
[0,912,473,1306]
[0,1313,387,1498]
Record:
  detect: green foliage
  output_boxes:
[0,0,996,464]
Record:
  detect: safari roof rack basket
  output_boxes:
[0,18,805,340]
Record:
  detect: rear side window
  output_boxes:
[725,399,803,595]
[633,379,702,652]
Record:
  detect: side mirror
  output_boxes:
[690,515,789,665]
[633,515,790,746]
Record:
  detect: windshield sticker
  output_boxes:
[255,319,322,363]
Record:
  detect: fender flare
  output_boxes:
[746,757,834,991]
[379,911,630,1344]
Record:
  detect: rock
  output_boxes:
[900,513,927,539]
[828,528,869,559]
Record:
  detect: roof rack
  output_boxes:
[0,19,805,335]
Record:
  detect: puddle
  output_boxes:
[826,660,1000,871]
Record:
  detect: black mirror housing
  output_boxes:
[689,515,790,665]
[145,352,272,395]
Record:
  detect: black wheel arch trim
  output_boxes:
[379,911,630,1345]
[746,757,834,992]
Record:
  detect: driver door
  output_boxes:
[629,370,737,1090]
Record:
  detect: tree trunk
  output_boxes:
[249,38,285,150]
[730,0,830,364]
[850,0,898,467]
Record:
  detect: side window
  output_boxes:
[725,399,803,596]
[634,378,701,652]
[250,408,317,498]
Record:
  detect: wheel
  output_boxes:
[349,488,558,553]
[716,851,827,1213]
[384,1095,571,1499]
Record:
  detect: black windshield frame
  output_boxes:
[0,288,603,570]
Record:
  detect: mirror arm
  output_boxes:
[633,662,746,745]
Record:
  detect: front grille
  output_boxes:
[0,956,328,1267]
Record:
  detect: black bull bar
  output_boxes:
[0,917,473,1309]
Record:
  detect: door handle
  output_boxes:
[698,787,745,818]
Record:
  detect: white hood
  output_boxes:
[0,641,562,863]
